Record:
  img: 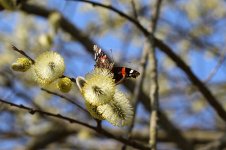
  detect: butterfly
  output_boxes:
[93,45,140,84]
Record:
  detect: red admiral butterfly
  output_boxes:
[93,45,140,84]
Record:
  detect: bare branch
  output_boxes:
[67,0,149,35]
[149,0,162,149]
[205,52,226,83]
[0,98,151,150]
[0,98,92,128]
[122,38,149,150]
[131,0,138,19]
[11,45,35,64]
[198,134,226,150]
[41,88,88,114]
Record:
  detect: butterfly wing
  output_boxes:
[112,67,140,84]
[93,45,114,70]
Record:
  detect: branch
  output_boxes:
[11,45,35,64]
[68,0,149,35]
[122,35,149,150]
[41,88,88,114]
[155,38,226,122]
[0,98,92,128]
[198,134,226,150]
[0,98,151,149]
[149,0,162,149]
[205,52,226,83]
[131,0,138,19]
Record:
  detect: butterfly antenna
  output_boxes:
[109,49,114,63]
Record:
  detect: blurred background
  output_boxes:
[0,0,226,149]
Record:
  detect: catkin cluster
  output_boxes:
[76,68,134,127]
[11,51,72,93]
[11,48,134,126]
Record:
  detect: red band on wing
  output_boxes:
[121,67,126,77]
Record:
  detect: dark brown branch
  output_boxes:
[11,45,35,64]
[0,98,151,150]
[41,88,88,114]
[68,0,149,35]
[0,98,92,128]
[131,0,138,19]
[20,3,95,53]
[155,38,226,122]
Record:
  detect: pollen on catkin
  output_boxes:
[57,77,72,93]
[32,51,65,86]
[97,89,134,126]
[11,57,32,72]
[82,68,116,106]
[85,101,104,120]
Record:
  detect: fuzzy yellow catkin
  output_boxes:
[82,68,116,106]
[11,57,32,72]
[97,89,134,126]
[85,101,104,120]
[32,51,65,86]
[76,76,104,119]
[57,77,72,93]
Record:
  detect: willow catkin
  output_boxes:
[32,51,65,86]
[82,68,115,106]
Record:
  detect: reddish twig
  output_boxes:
[11,45,35,64]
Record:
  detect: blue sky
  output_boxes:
[0,0,225,149]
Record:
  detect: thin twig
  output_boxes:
[41,88,88,114]
[67,0,149,36]
[11,45,35,64]
[122,42,149,150]
[198,134,226,150]
[205,52,226,83]
[0,98,92,128]
[0,98,151,150]
[131,0,138,19]
[149,0,162,149]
